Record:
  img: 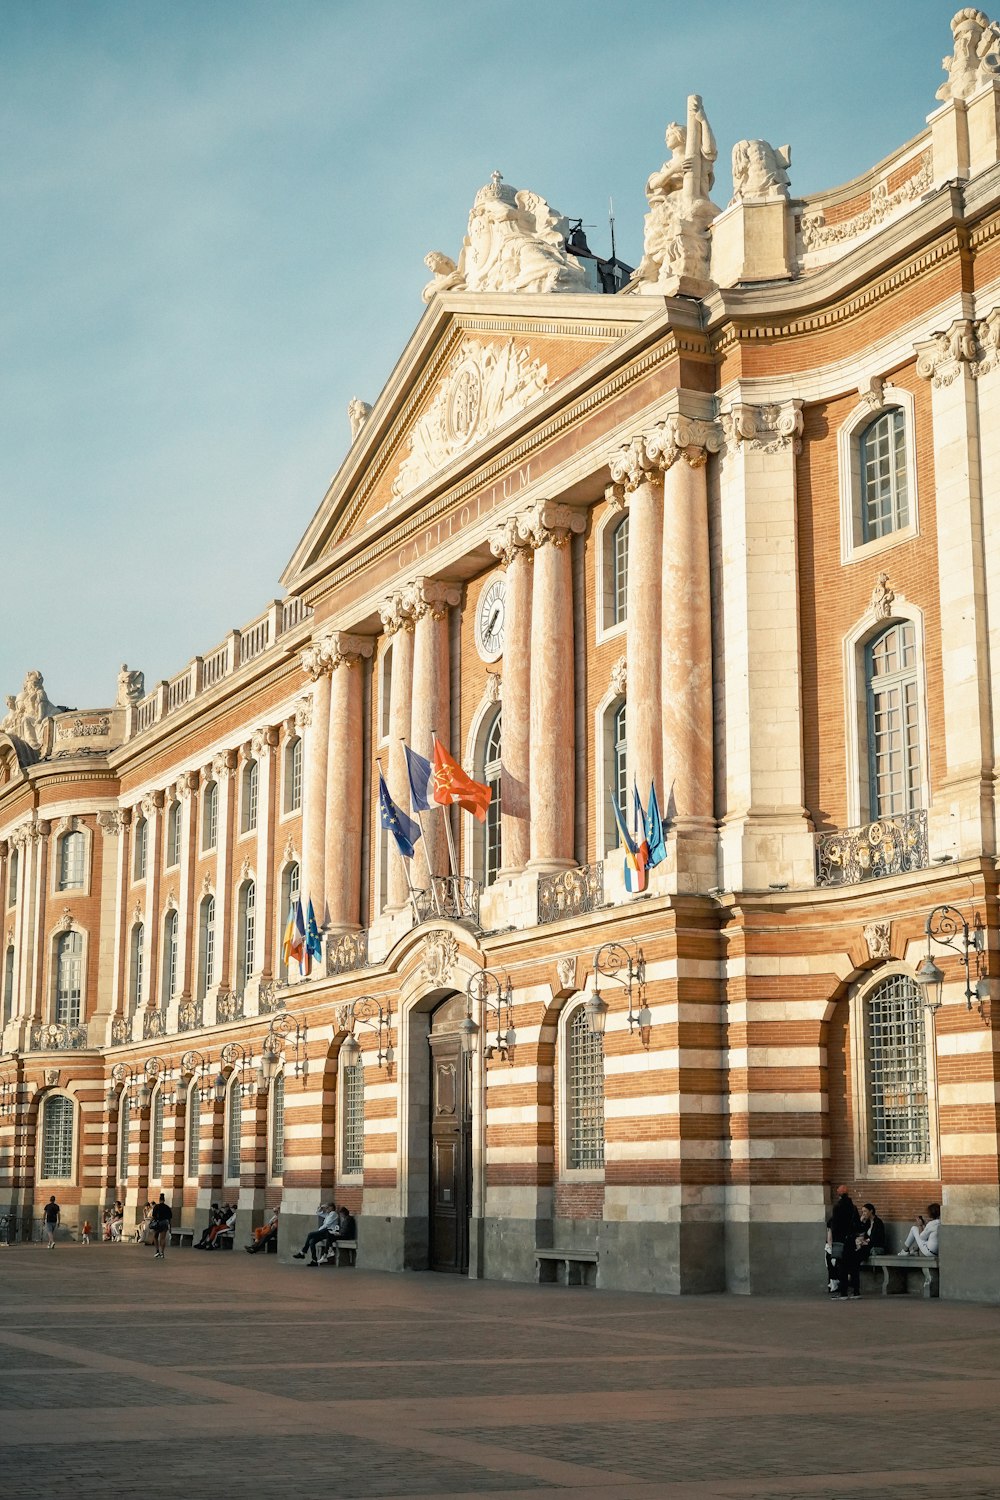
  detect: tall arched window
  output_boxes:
[860,409,908,543]
[342,1056,365,1176]
[3,944,14,1026]
[129,923,144,1012]
[58,830,86,891]
[133,817,148,881]
[566,1004,604,1170]
[186,1085,201,1180]
[270,1072,285,1178]
[866,621,921,818]
[237,882,255,993]
[118,1091,132,1183]
[611,513,629,625]
[165,802,182,868]
[483,712,502,886]
[7,846,18,907]
[284,737,302,813]
[601,697,627,855]
[278,865,299,981]
[41,1095,75,1180]
[241,760,258,834]
[198,895,216,1000]
[54,931,82,1027]
[150,1088,165,1179]
[161,910,179,1004]
[864,973,931,1164]
[202,781,219,851]
[226,1081,242,1180]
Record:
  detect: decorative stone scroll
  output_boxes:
[610,416,722,491]
[379,590,416,637]
[212,749,238,780]
[406,579,462,623]
[488,515,533,567]
[936,8,1000,101]
[971,306,1000,377]
[857,376,886,411]
[485,671,502,704]
[915,318,978,386]
[392,338,548,499]
[722,400,804,456]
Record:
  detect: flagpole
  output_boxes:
[401,738,441,915]
[431,728,461,886]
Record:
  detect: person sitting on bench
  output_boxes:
[293,1204,339,1265]
[900,1203,940,1257]
[318,1204,356,1263]
[245,1207,279,1255]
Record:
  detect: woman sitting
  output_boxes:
[900,1203,940,1257]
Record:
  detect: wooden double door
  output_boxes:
[429,1021,472,1274]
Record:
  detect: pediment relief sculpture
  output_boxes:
[422,171,588,301]
[392,338,548,498]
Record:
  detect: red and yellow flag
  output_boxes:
[432,737,492,823]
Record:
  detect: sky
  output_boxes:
[0,0,962,709]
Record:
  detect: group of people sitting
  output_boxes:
[292,1202,356,1265]
[193,1203,238,1249]
[102,1201,124,1241]
[826,1185,941,1299]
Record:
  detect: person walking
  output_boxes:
[826,1184,861,1299]
[42,1195,60,1249]
[150,1193,172,1260]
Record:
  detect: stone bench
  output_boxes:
[865,1253,939,1298]
[169,1228,195,1248]
[320,1238,357,1266]
[535,1248,598,1287]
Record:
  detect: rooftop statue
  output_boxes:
[937,7,1000,101]
[634,94,721,294]
[730,139,791,204]
[1,670,58,754]
[347,398,372,441]
[422,172,588,299]
[116,663,145,706]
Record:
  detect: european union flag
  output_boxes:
[404,743,433,813]
[645,780,667,868]
[378,769,421,859]
[305,898,323,962]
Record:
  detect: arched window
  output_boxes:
[58,830,85,891]
[186,1085,201,1181]
[202,781,219,851]
[226,1080,242,1180]
[129,923,144,1012]
[150,1088,165,1179]
[600,697,627,855]
[860,409,908,543]
[270,1072,285,1178]
[197,895,216,1000]
[165,802,181,868]
[54,931,82,1027]
[284,737,302,814]
[3,944,14,1025]
[483,712,502,886]
[278,865,299,982]
[241,760,258,834]
[41,1095,74,1180]
[610,513,629,626]
[161,910,178,1004]
[133,817,148,881]
[118,1091,132,1183]
[566,1004,604,1170]
[7,846,18,907]
[237,882,255,993]
[864,973,930,1165]
[342,1056,365,1176]
[866,621,920,818]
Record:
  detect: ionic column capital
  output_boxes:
[303,630,375,675]
[515,500,587,550]
[405,577,462,622]
[721,399,804,455]
[915,317,982,385]
[488,515,533,566]
[250,724,280,758]
[610,417,722,490]
[211,750,238,781]
[379,589,416,637]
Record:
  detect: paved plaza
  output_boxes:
[0,1245,997,1499]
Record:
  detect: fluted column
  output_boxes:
[518,501,586,871]
[489,520,533,872]
[298,642,333,919]
[252,726,278,973]
[324,632,375,932]
[380,592,416,909]
[409,578,460,887]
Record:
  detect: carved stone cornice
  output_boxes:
[515,500,587,551]
[721,400,804,456]
[915,318,977,386]
[379,590,417,637]
[405,578,462,623]
[488,515,533,567]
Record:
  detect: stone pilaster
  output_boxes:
[173,775,199,1006]
[251,726,279,981]
[380,591,416,909]
[608,436,664,806]
[324,633,375,932]
[140,792,164,1012]
[299,640,333,919]
[489,519,533,873]
[408,578,460,888]
[211,753,238,996]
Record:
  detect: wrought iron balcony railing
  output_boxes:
[411,875,481,926]
[814,809,929,887]
[28,1022,88,1051]
[538,862,604,925]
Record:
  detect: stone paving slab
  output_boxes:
[0,1244,998,1499]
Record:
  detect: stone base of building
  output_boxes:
[939,1226,1000,1302]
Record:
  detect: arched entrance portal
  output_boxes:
[428,994,472,1274]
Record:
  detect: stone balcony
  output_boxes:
[814,809,929,887]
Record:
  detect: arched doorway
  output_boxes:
[428,993,472,1273]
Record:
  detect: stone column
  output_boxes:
[489,519,533,872]
[299,642,333,919]
[518,500,587,871]
[916,321,995,858]
[141,793,164,1012]
[379,592,416,909]
[95,810,127,1030]
[211,753,238,992]
[28,822,49,1023]
[252,725,279,976]
[325,633,375,932]
[174,773,199,1003]
[409,578,461,888]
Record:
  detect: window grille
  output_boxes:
[867,622,920,817]
[3,945,14,1025]
[55,931,82,1027]
[226,1082,242,1180]
[134,818,148,881]
[151,1090,164,1179]
[8,847,18,907]
[118,1092,131,1182]
[238,882,255,993]
[484,712,502,886]
[41,1095,74,1180]
[243,761,258,833]
[187,1087,201,1179]
[567,1006,604,1169]
[162,910,178,1003]
[612,514,629,625]
[270,1072,285,1177]
[865,973,930,1164]
[286,739,302,813]
[165,803,181,867]
[58,831,85,890]
[861,409,908,542]
[343,1060,365,1175]
[203,782,218,851]
[130,924,144,1011]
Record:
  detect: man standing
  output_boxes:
[150,1193,172,1260]
[42,1195,60,1249]
[826,1185,861,1300]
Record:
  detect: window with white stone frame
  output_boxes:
[118,1090,131,1184]
[40,1094,75,1181]
[197,895,215,1000]
[483,711,502,885]
[283,736,303,814]
[202,781,218,851]
[851,969,937,1179]
[236,881,255,994]
[161,909,179,1005]
[596,509,629,639]
[54,930,83,1027]
[563,1002,605,1173]
[165,801,182,868]
[7,846,18,907]
[341,1055,365,1178]
[3,944,15,1025]
[241,759,258,834]
[838,387,918,564]
[129,922,144,1012]
[57,830,86,891]
[865,621,921,818]
[277,864,299,982]
[133,817,148,881]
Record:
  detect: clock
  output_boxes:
[475,574,506,662]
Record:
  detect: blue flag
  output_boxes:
[645,780,667,868]
[404,744,433,813]
[378,769,421,858]
[305,898,323,962]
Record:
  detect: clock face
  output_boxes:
[476,575,506,662]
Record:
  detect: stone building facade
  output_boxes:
[3,9,1000,1298]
